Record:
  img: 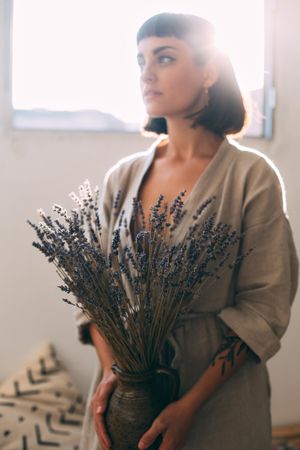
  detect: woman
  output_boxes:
[75,12,299,450]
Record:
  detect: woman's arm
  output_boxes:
[180,329,253,415]
[88,322,115,373]
[138,329,253,450]
[89,323,117,450]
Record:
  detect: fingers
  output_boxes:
[138,418,165,450]
[96,409,112,450]
[91,381,116,450]
[92,404,111,450]
[159,437,178,450]
[92,379,113,413]
[92,401,111,450]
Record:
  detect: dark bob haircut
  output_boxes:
[136,12,249,138]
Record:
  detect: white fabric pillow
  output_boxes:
[0,342,85,450]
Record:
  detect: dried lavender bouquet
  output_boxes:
[28,180,249,374]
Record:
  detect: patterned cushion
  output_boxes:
[0,342,85,450]
[272,424,300,450]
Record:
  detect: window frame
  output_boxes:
[6,0,276,139]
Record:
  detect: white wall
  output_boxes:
[0,0,299,426]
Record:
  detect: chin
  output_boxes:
[144,102,172,115]
[144,107,166,117]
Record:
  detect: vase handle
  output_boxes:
[154,366,180,402]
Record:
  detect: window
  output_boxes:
[11,0,275,137]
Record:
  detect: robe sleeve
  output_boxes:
[73,168,115,346]
[217,157,299,363]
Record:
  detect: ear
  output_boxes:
[202,59,219,89]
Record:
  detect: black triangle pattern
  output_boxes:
[27,368,48,385]
[14,380,41,397]
[46,413,70,436]
[39,358,60,376]
[59,412,82,427]
[0,344,85,449]
[35,424,61,447]
[10,352,62,397]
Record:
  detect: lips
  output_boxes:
[144,90,162,98]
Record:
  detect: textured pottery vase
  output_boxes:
[105,363,180,450]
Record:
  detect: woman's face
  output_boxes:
[137,36,210,119]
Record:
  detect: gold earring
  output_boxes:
[184,87,210,121]
[198,87,209,111]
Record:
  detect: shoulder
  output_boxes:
[103,136,162,187]
[227,138,287,215]
[228,137,281,178]
[105,150,149,182]
[228,138,286,198]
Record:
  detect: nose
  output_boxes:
[140,62,157,84]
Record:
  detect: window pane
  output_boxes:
[12,0,265,134]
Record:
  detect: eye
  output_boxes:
[158,55,174,63]
[137,55,175,70]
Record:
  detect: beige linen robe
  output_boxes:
[75,134,299,450]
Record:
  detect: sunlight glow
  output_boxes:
[12,0,264,124]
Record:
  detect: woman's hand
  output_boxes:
[138,399,195,450]
[91,370,117,450]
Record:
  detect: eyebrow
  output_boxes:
[137,45,179,59]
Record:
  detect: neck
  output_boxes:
[162,118,224,161]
